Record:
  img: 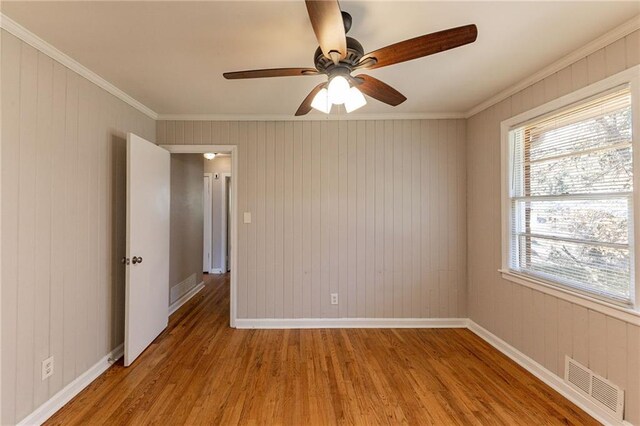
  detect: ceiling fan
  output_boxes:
[223,0,478,116]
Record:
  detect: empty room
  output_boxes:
[1,1,639,425]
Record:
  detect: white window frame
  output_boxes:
[500,65,640,324]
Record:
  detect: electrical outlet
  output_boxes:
[42,356,54,381]
[331,293,338,305]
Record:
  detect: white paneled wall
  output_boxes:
[1,30,155,425]
[467,29,640,424]
[157,119,467,320]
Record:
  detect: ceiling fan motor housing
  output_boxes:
[314,36,364,75]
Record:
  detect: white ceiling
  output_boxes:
[2,1,638,117]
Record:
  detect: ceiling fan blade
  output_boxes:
[223,68,318,79]
[295,82,326,116]
[354,74,406,106]
[305,0,347,62]
[359,24,477,70]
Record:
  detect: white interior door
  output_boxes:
[125,133,170,367]
[203,174,212,272]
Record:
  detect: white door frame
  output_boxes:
[203,173,213,273]
[161,145,238,328]
[221,172,232,273]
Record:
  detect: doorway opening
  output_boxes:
[162,144,238,328]
[202,155,232,275]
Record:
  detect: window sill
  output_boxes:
[498,269,640,326]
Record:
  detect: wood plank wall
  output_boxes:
[8,18,637,426]
[466,29,640,424]
[157,118,468,321]
[1,30,156,425]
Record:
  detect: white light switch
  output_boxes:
[243,212,252,224]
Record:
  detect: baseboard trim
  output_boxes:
[169,281,205,316]
[17,344,124,426]
[235,317,469,329]
[467,320,631,426]
[16,317,632,425]
[209,268,224,274]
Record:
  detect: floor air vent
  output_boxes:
[564,356,624,421]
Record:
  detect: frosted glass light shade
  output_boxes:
[327,76,350,105]
[204,153,216,160]
[344,87,367,113]
[311,88,331,114]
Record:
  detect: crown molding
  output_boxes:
[156,112,466,121]
[0,13,159,120]
[3,9,637,123]
[464,14,640,118]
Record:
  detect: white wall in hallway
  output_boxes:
[169,153,204,302]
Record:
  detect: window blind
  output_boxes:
[508,86,634,305]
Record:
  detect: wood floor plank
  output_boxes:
[46,274,598,425]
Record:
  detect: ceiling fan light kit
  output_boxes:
[309,77,367,114]
[310,88,331,113]
[344,86,367,113]
[223,1,478,116]
[327,75,350,104]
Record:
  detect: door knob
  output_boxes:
[121,257,130,265]
[132,256,143,265]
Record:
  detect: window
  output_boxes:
[506,85,635,306]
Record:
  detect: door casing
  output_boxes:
[221,172,232,273]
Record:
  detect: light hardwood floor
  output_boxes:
[45,273,597,425]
